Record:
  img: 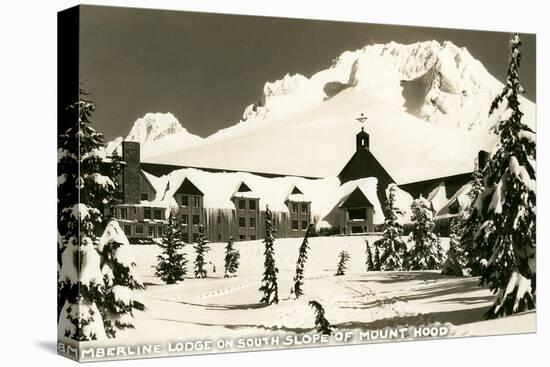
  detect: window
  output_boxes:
[239,235,246,241]
[301,204,308,214]
[144,207,152,220]
[148,226,156,238]
[135,225,143,235]
[249,200,256,210]
[250,235,256,241]
[302,221,308,230]
[182,214,188,225]
[123,225,131,236]
[193,196,200,207]
[238,200,246,210]
[181,195,188,206]
[249,217,256,228]
[348,209,367,220]
[192,215,200,225]
[239,217,246,228]
[182,231,189,242]
[292,203,298,213]
[120,208,128,220]
[153,209,162,220]
[141,193,149,201]
[192,232,199,242]
[292,220,299,230]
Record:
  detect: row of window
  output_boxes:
[180,195,201,208]
[117,207,162,220]
[237,199,257,211]
[290,203,309,214]
[123,224,164,238]
[292,220,309,231]
[238,217,256,228]
[182,214,201,225]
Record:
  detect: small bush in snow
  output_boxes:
[335,250,351,276]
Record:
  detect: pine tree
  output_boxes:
[293,223,314,298]
[441,218,466,276]
[378,184,407,270]
[154,213,187,284]
[461,165,486,276]
[406,197,444,270]
[224,236,240,278]
[259,207,279,305]
[335,250,350,276]
[373,244,381,271]
[468,33,536,318]
[58,88,118,340]
[309,301,333,335]
[98,221,146,337]
[365,239,375,271]
[193,225,210,279]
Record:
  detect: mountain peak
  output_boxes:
[126,112,185,144]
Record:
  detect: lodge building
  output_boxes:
[111,126,482,243]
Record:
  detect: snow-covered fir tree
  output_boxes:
[365,239,374,271]
[293,223,313,299]
[377,184,407,271]
[224,236,240,278]
[193,225,210,279]
[309,301,333,335]
[58,89,117,340]
[441,217,466,276]
[461,162,486,276]
[373,244,381,271]
[468,33,536,318]
[406,197,444,270]
[98,221,146,337]
[259,207,279,305]
[335,250,350,276]
[154,212,187,284]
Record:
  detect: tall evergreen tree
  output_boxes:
[58,88,118,340]
[335,250,350,276]
[293,223,314,298]
[224,236,240,278]
[154,213,187,284]
[259,207,279,305]
[468,33,536,318]
[441,217,466,276]
[406,197,444,270]
[365,239,375,271]
[309,301,333,335]
[461,163,486,276]
[193,225,210,279]
[377,184,407,270]
[373,244,381,271]
[98,221,146,338]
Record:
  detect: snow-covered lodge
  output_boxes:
[112,127,485,243]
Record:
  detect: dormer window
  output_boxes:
[192,196,200,207]
[238,200,246,210]
[301,204,308,214]
[141,193,149,201]
[181,195,188,206]
[249,200,256,210]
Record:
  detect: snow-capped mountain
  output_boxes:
[106,112,204,158]
[133,41,536,183]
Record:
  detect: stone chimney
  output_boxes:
[122,141,141,204]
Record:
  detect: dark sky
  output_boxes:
[79,5,536,141]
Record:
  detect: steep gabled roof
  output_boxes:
[231,180,258,199]
[175,177,204,196]
[339,187,374,209]
[338,149,395,187]
[140,170,158,194]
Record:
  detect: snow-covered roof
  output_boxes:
[140,167,414,225]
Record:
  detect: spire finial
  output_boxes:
[356,113,368,131]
